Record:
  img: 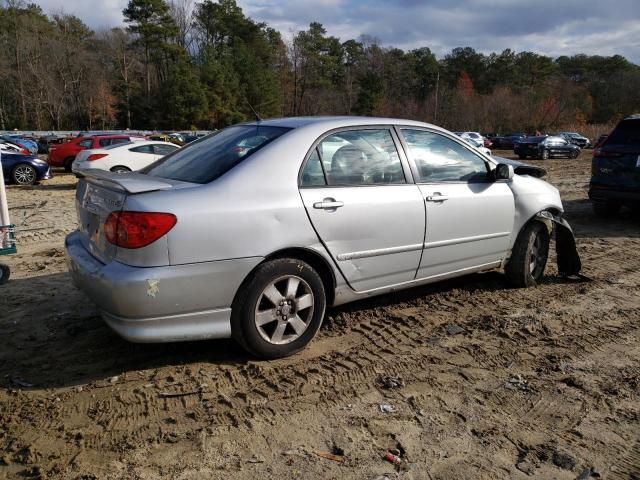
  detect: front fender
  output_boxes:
[536,211,583,278]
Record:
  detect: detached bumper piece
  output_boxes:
[536,211,589,281]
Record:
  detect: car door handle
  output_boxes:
[313,199,344,209]
[425,194,449,202]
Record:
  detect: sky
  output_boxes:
[34,0,640,62]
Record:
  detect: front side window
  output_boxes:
[78,139,92,148]
[401,129,489,183]
[143,125,291,184]
[99,138,112,147]
[316,129,405,186]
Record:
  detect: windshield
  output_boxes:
[606,119,640,146]
[142,125,291,184]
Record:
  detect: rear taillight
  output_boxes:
[87,153,108,161]
[593,148,622,158]
[104,212,177,249]
[21,148,29,154]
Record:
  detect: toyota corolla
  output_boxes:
[66,117,582,358]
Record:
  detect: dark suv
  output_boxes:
[589,115,640,216]
[514,136,580,160]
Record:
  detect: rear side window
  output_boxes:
[301,149,326,186]
[99,138,112,147]
[317,129,405,186]
[78,139,92,148]
[130,145,155,154]
[143,125,291,184]
[153,144,178,156]
[606,120,640,146]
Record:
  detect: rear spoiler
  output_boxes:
[78,169,175,194]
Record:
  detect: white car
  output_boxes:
[0,141,24,154]
[72,141,179,174]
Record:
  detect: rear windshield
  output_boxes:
[142,125,291,183]
[606,119,640,146]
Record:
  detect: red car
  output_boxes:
[48,135,147,171]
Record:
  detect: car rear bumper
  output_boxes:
[65,231,263,343]
[589,183,640,205]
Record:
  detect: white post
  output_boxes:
[0,151,10,226]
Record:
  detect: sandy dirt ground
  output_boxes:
[1,151,639,479]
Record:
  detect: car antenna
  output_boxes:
[247,101,262,123]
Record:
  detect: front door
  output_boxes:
[299,128,425,292]
[399,128,515,279]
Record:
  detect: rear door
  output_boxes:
[399,128,515,279]
[299,127,426,292]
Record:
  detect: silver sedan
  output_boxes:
[66,117,582,358]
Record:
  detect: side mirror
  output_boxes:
[495,163,514,181]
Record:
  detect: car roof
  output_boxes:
[241,116,446,132]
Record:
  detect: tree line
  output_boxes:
[1,0,639,133]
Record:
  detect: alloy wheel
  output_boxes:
[529,233,545,278]
[14,165,36,185]
[254,275,314,345]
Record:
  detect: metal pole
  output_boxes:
[0,151,10,226]
[434,70,440,124]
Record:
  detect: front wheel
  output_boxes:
[0,264,10,285]
[505,222,550,288]
[12,164,36,185]
[540,149,549,160]
[570,149,580,159]
[231,258,326,359]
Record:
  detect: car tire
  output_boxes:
[592,201,621,217]
[231,258,326,359]
[505,221,550,288]
[63,157,75,172]
[11,164,36,185]
[570,150,579,159]
[0,263,10,285]
[110,166,131,173]
[540,149,549,160]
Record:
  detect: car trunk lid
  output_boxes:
[75,170,178,264]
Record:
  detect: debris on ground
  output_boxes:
[376,374,405,389]
[379,404,397,413]
[247,454,265,464]
[384,451,403,466]
[505,374,529,391]
[314,450,344,462]
[445,323,466,336]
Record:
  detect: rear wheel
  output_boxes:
[540,149,549,160]
[63,157,75,172]
[570,149,579,159]
[505,221,550,288]
[231,258,326,359]
[110,166,131,174]
[11,164,36,185]
[592,201,621,218]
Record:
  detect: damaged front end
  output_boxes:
[536,211,587,280]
